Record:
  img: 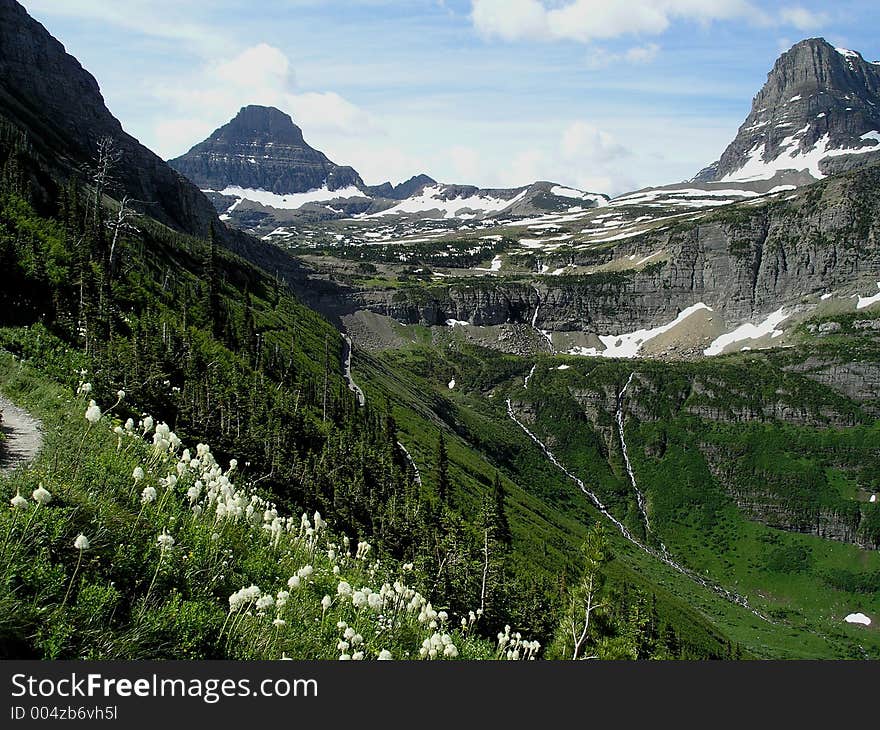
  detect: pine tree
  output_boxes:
[203,222,221,338]
[491,472,512,548]
[436,429,449,504]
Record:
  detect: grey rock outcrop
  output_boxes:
[0,0,220,238]
[352,163,880,336]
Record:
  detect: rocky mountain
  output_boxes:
[695,38,880,184]
[171,106,608,227]
[169,105,365,196]
[311,160,880,367]
[364,174,438,200]
[0,0,223,238]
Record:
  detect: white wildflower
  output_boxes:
[32,485,52,505]
[85,401,102,424]
[133,466,144,482]
[156,530,175,549]
[73,534,90,550]
[378,650,393,660]
[10,492,28,510]
[141,486,157,504]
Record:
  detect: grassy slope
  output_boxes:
[348,325,880,658]
[0,354,507,660]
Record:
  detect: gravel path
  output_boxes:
[0,395,44,473]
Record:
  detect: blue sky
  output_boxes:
[20,0,880,195]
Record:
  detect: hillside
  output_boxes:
[2,0,880,661]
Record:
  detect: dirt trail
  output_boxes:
[0,395,43,473]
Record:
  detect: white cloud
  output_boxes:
[471,0,824,43]
[471,0,761,43]
[488,121,634,194]
[150,44,375,159]
[327,140,429,186]
[22,0,226,53]
[625,43,661,63]
[215,44,292,90]
[586,43,661,69]
[562,122,629,163]
[779,7,829,31]
[450,145,483,181]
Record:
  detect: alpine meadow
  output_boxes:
[2,0,880,663]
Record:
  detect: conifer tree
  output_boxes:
[436,429,449,504]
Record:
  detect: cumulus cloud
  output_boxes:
[493,121,634,194]
[150,43,376,159]
[561,121,630,163]
[22,0,226,53]
[585,43,661,69]
[449,145,483,181]
[778,6,829,31]
[471,0,825,43]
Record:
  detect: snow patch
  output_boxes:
[720,132,880,183]
[704,308,789,356]
[550,185,607,206]
[856,282,880,310]
[369,185,527,219]
[211,185,368,211]
[568,303,713,359]
[844,613,871,626]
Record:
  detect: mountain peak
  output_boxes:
[693,37,880,184]
[224,105,306,146]
[169,106,364,195]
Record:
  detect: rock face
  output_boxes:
[695,38,880,183]
[169,105,365,194]
[349,163,880,336]
[364,174,437,200]
[0,0,219,238]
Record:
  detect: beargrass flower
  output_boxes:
[32,486,52,505]
[74,534,90,550]
[321,595,332,611]
[156,530,175,549]
[256,595,275,612]
[10,492,28,510]
[141,486,157,504]
[378,650,393,661]
[85,401,102,424]
[337,581,352,597]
